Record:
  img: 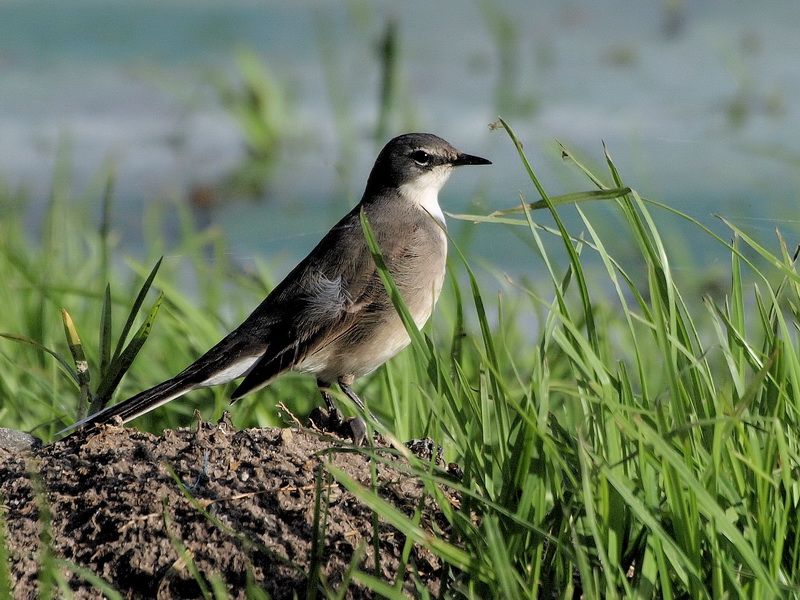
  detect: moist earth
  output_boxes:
[0,415,459,599]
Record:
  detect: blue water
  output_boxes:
[2,0,800,287]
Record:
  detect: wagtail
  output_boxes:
[60,133,491,435]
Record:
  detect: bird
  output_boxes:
[59,133,491,436]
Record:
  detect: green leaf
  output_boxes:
[0,332,78,385]
[326,463,489,579]
[111,257,163,364]
[99,284,112,377]
[61,309,92,420]
[487,187,632,216]
[94,291,163,409]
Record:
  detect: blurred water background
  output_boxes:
[2,0,800,292]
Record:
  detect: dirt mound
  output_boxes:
[0,417,457,598]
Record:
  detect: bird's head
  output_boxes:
[365,133,491,195]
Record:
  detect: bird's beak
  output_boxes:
[453,152,492,166]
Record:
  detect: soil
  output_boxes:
[0,413,461,599]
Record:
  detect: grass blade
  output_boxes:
[111,257,163,364]
[61,309,91,421]
[94,292,163,409]
[0,332,78,386]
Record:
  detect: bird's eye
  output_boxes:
[410,150,431,166]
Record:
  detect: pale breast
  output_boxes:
[298,211,447,382]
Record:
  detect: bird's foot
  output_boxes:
[308,407,368,445]
[308,405,343,429]
[346,416,367,446]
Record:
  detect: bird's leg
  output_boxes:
[314,377,367,445]
[317,379,337,412]
[337,374,366,412]
[336,376,369,445]
[316,379,343,427]
[338,375,383,429]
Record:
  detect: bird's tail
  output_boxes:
[56,376,200,438]
[56,331,263,438]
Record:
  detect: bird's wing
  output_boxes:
[229,203,410,398]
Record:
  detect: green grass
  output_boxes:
[2,121,800,598]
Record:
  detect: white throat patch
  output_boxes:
[398,165,453,226]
